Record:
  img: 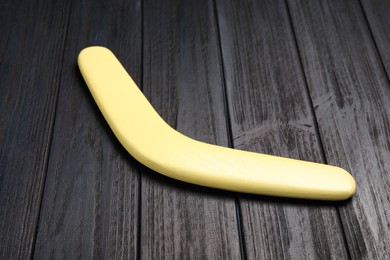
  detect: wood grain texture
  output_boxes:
[141,0,241,259]
[0,0,71,258]
[2,0,390,258]
[361,0,390,76]
[33,0,142,259]
[287,0,390,258]
[216,0,349,258]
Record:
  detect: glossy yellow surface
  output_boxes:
[78,46,356,200]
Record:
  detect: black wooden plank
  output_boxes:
[287,0,390,258]
[0,0,71,258]
[33,0,141,258]
[215,0,349,258]
[141,0,241,258]
[361,0,390,76]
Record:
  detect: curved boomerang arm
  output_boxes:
[78,46,356,201]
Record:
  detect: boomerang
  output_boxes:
[78,46,356,200]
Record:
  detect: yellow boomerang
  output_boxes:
[78,46,356,200]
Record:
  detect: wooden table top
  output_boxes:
[1,0,389,259]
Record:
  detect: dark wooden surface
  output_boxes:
[1,0,389,259]
[217,0,348,259]
[33,0,142,259]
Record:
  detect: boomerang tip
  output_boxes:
[333,167,356,200]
